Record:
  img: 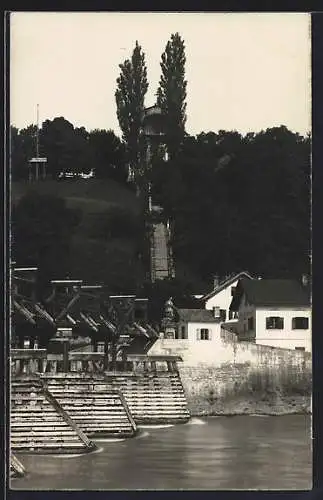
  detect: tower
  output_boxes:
[140,105,168,207]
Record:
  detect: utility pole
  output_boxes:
[28,104,47,181]
[35,104,39,180]
[36,103,39,158]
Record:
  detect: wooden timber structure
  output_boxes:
[10,266,190,460]
[11,377,96,454]
[11,350,191,426]
[10,454,26,478]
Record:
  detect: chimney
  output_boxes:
[212,306,220,319]
[213,275,220,289]
[301,274,309,287]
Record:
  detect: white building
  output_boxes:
[199,271,254,322]
[230,278,311,352]
[174,308,222,341]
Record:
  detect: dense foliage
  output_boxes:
[151,126,311,286]
[115,41,149,189]
[12,191,82,298]
[11,120,311,302]
[11,118,127,183]
[12,193,147,301]
[156,32,187,160]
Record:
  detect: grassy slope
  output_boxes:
[11,179,144,289]
[11,178,140,213]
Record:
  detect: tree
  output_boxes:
[12,191,82,299]
[115,41,149,190]
[156,32,187,159]
[88,129,126,182]
[153,126,310,285]
[11,125,38,180]
[40,117,92,179]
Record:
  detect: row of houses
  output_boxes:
[160,271,311,352]
[12,266,312,355]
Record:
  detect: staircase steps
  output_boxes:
[151,223,170,280]
[11,377,96,454]
[39,374,137,438]
[103,372,190,424]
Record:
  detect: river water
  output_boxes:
[11,415,312,491]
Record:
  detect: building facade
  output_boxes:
[230,278,311,352]
[200,271,254,323]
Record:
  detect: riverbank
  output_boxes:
[179,360,312,417]
[188,393,312,417]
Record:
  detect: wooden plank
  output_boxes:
[11,423,74,428]
[68,352,105,361]
[11,432,79,438]
[11,349,47,360]
[48,393,121,399]
[125,355,182,361]
[12,442,86,448]
[130,411,190,416]
[10,454,26,477]
[48,406,133,413]
[65,415,135,420]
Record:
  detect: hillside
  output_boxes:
[11,179,146,292]
[11,178,140,213]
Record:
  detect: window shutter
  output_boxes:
[209,330,212,341]
[196,328,201,340]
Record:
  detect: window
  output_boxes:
[248,317,254,330]
[295,347,305,351]
[292,317,309,330]
[201,328,210,340]
[266,317,284,329]
[196,328,211,340]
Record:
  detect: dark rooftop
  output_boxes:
[177,309,218,323]
[230,278,311,310]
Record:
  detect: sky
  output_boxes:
[10,12,311,137]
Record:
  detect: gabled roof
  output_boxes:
[200,271,254,302]
[177,309,218,323]
[230,278,311,310]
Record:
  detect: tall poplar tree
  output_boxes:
[115,41,148,190]
[156,33,187,159]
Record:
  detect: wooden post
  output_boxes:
[104,339,109,370]
[63,340,69,373]
[151,360,157,373]
[122,350,127,371]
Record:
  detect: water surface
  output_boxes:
[11,414,312,490]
